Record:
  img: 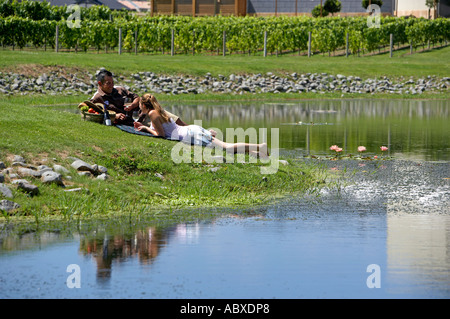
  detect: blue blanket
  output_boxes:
[115,124,160,137]
[115,124,181,142]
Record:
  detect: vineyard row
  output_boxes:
[1,16,449,56]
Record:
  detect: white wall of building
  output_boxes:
[396,0,436,18]
[397,0,428,11]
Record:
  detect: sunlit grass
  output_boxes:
[0,96,320,220]
[0,45,449,79]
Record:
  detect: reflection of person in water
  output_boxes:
[78,222,204,281]
[79,226,169,281]
[136,228,163,265]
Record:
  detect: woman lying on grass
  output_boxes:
[134,93,269,158]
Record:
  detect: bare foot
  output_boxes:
[209,129,217,137]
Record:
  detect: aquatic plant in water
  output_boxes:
[321,145,391,161]
[357,146,367,153]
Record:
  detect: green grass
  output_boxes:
[1,45,449,79]
[0,45,448,222]
[0,95,322,221]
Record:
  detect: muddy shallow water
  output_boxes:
[0,158,448,299]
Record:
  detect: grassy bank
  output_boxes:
[0,95,323,222]
[1,46,449,101]
[1,45,449,79]
[0,46,448,222]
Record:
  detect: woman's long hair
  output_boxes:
[140,94,170,123]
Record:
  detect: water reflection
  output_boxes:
[79,227,170,281]
[1,206,449,298]
[164,99,449,161]
[77,223,203,283]
[387,213,450,296]
[166,99,448,124]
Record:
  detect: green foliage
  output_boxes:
[103,146,172,175]
[312,5,329,18]
[362,0,383,9]
[0,0,15,17]
[324,0,342,16]
[0,4,449,56]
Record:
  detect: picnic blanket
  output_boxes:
[115,124,162,138]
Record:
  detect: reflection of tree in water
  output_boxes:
[165,100,449,161]
[79,226,172,280]
[167,100,448,124]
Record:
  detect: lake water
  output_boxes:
[165,98,449,161]
[1,99,449,300]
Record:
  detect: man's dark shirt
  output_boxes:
[91,86,139,126]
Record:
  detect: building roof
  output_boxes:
[117,0,150,11]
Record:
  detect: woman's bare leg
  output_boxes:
[211,138,268,156]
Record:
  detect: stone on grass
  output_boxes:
[38,165,53,173]
[0,184,13,198]
[71,159,95,173]
[78,171,93,177]
[0,200,20,212]
[96,173,108,180]
[41,171,64,186]
[11,179,29,185]
[12,162,27,167]
[18,167,42,178]
[53,164,70,174]
[13,155,25,163]
[17,181,39,196]
[64,187,89,194]
[97,165,108,174]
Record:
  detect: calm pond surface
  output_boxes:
[165,98,449,161]
[1,99,449,299]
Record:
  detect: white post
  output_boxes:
[263,31,267,57]
[308,32,311,57]
[390,33,393,58]
[135,30,138,55]
[55,25,59,53]
[346,32,349,57]
[118,28,122,55]
[223,30,226,56]
[171,29,174,56]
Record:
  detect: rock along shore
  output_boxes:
[0,69,448,96]
[0,155,110,213]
